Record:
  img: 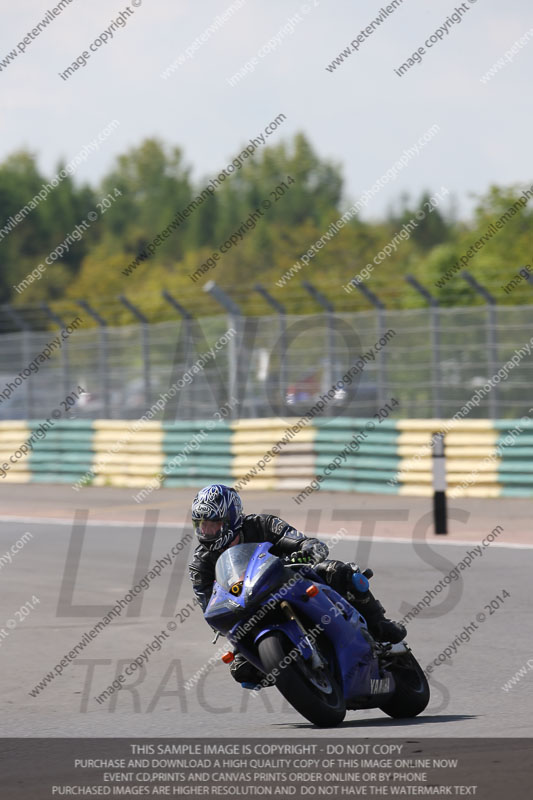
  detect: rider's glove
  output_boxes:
[300,540,329,564]
[289,552,314,565]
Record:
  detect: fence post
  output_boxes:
[41,303,70,404]
[4,306,34,418]
[254,283,287,416]
[203,281,242,418]
[406,276,442,417]
[302,281,335,416]
[77,300,110,418]
[352,281,387,409]
[461,271,498,420]
[162,290,194,420]
[119,296,151,410]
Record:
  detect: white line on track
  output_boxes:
[0,516,532,549]
[0,515,180,528]
[323,534,533,549]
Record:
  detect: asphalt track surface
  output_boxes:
[0,485,532,739]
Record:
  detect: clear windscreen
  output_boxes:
[214,543,261,591]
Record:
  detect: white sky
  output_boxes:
[1,0,532,222]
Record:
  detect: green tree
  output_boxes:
[100,138,193,259]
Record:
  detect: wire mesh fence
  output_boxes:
[0,304,532,421]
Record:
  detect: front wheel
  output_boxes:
[258,632,346,727]
[379,651,430,718]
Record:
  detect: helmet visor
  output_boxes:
[193,516,232,547]
[195,518,225,538]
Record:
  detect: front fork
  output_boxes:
[280,600,326,670]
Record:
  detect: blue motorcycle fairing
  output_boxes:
[303,586,396,703]
[204,583,244,632]
[242,582,389,702]
[227,619,311,676]
[231,576,374,695]
[282,584,374,694]
[253,619,314,661]
[205,542,285,633]
[204,542,397,706]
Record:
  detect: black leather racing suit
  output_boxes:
[188,513,345,612]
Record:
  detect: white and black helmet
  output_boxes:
[191,484,244,552]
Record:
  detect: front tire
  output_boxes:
[379,651,430,718]
[258,632,346,727]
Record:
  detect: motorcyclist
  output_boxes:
[188,483,406,687]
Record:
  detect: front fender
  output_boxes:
[253,619,314,661]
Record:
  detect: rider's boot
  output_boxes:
[345,569,407,644]
[229,651,264,690]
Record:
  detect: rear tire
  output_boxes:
[258,632,346,727]
[379,651,430,718]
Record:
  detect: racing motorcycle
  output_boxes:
[205,542,429,727]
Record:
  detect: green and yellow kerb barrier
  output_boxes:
[0,418,531,497]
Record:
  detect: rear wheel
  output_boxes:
[258,632,346,727]
[379,651,430,718]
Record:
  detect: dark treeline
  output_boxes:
[0,133,531,326]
